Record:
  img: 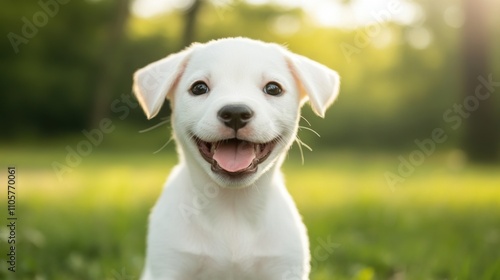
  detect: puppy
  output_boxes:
[133,37,340,280]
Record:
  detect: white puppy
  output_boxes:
[133,37,340,280]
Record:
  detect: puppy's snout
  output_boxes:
[217,105,254,131]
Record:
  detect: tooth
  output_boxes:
[210,143,216,153]
[255,144,261,154]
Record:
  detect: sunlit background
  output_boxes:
[1,0,499,279]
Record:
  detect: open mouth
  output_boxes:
[195,137,276,177]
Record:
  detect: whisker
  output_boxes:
[294,137,305,165]
[139,118,170,133]
[300,115,312,127]
[298,126,321,138]
[153,137,174,154]
[296,137,313,152]
[294,135,315,165]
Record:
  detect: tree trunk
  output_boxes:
[462,0,499,162]
[90,0,130,129]
[182,0,203,47]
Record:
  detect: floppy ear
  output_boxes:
[133,48,193,119]
[286,53,340,118]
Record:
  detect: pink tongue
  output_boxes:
[213,140,256,172]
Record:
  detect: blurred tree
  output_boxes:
[0,0,498,158]
[462,0,499,162]
[182,0,203,47]
[0,1,110,136]
[90,0,131,128]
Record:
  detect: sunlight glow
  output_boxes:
[303,0,422,28]
[131,0,422,28]
[406,26,433,50]
[271,15,302,35]
[132,0,194,18]
[443,5,465,29]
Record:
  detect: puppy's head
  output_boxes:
[133,38,340,188]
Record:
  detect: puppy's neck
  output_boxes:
[179,155,284,225]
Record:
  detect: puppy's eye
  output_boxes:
[263,82,283,96]
[190,81,210,95]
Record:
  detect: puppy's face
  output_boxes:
[172,42,300,187]
[133,38,340,188]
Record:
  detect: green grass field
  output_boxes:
[1,146,499,280]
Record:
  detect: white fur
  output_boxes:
[133,37,340,280]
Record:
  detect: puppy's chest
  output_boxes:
[194,213,266,257]
[192,235,280,280]
[188,213,281,278]
[194,254,278,280]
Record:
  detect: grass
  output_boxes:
[0,146,499,280]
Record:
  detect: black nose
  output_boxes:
[217,105,254,131]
